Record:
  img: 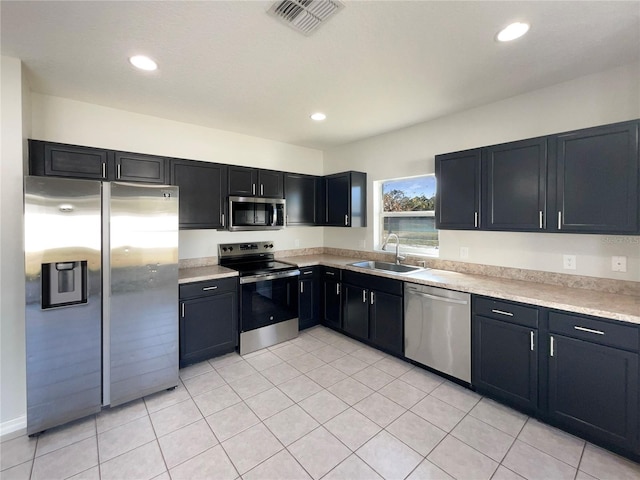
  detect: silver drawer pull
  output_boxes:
[491,309,513,317]
[574,326,604,335]
[303,271,313,275]
[202,286,218,291]
[326,271,335,276]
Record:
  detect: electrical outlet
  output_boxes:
[359,239,366,249]
[294,239,300,248]
[563,254,576,270]
[611,256,627,272]
[460,247,469,259]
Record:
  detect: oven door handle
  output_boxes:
[240,269,301,284]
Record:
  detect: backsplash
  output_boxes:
[180,247,639,296]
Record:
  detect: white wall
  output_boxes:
[31,94,326,258]
[0,56,29,434]
[324,63,640,281]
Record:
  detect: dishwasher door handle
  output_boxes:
[407,289,469,305]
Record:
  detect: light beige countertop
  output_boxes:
[281,254,640,325]
[178,265,238,284]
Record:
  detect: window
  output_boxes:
[378,175,438,255]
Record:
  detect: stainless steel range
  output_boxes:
[218,241,300,355]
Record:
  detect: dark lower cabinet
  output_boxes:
[179,277,238,368]
[341,271,403,355]
[299,267,320,330]
[546,311,639,454]
[321,267,342,330]
[472,296,539,413]
[343,283,369,340]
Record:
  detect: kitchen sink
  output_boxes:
[349,260,425,274]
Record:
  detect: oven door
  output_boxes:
[240,271,299,332]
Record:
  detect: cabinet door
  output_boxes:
[436,149,482,229]
[369,290,403,355]
[228,166,257,196]
[31,141,109,180]
[179,291,238,367]
[326,173,350,226]
[343,284,369,340]
[285,173,318,225]
[484,138,547,231]
[259,170,284,198]
[299,268,320,330]
[473,315,538,412]
[552,121,639,233]
[171,159,227,229]
[547,334,638,452]
[114,152,167,184]
[322,270,341,329]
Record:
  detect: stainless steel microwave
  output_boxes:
[228,196,286,231]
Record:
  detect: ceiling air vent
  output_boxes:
[268,0,345,36]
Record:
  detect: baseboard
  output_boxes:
[0,415,27,441]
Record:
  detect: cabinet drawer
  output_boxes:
[323,267,342,280]
[474,296,538,328]
[179,277,237,299]
[549,311,638,352]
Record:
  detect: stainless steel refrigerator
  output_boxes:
[24,176,179,435]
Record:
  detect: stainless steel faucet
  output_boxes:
[381,233,406,265]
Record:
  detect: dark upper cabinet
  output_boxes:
[483,138,547,231]
[228,166,283,198]
[284,173,321,226]
[179,278,238,368]
[550,120,639,234]
[113,151,167,184]
[435,149,481,229]
[29,140,110,180]
[299,266,320,330]
[545,311,639,455]
[170,159,227,229]
[472,297,539,413]
[321,267,342,330]
[324,171,367,227]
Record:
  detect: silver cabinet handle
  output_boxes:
[252,184,256,195]
[260,184,264,196]
[326,271,335,276]
[370,291,375,305]
[362,290,367,303]
[202,286,218,291]
[539,211,543,229]
[474,211,478,228]
[221,213,225,227]
[102,163,106,178]
[557,211,562,230]
[336,283,340,295]
[117,163,121,179]
[491,309,513,317]
[300,282,304,294]
[530,331,534,351]
[345,214,349,226]
[574,326,605,335]
[550,335,554,357]
[181,303,185,318]
[303,270,313,275]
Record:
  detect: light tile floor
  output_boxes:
[2,325,640,480]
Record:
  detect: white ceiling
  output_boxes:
[2,1,639,149]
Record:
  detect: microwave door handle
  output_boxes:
[272,204,277,226]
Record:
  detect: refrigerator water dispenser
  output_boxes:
[42,260,87,308]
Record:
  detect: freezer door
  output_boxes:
[25,176,102,435]
[105,182,179,406]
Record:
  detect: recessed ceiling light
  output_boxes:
[496,22,530,42]
[310,112,327,121]
[129,55,158,71]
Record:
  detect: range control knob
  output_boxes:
[222,247,228,252]
[264,244,269,249]
[229,247,233,251]
[269,244,273,248]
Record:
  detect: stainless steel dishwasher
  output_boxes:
[404,283,471,383]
